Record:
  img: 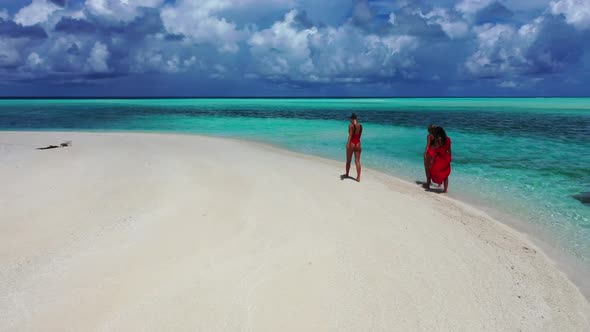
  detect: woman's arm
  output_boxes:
[346,124,352,149]
[424,135,431,156]
[448,143,452,157]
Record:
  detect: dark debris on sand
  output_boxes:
[36,141,72,150]
[573,192,590,205]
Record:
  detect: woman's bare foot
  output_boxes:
[356,176,361,182]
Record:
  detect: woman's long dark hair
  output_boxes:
[433,126,447,145]
[428,124,437,135]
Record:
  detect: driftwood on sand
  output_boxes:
[37,141,72,150]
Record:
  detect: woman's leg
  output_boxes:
[345,148,353,177]
[424,156,433,188]
[354,146,362,182]
[443,178,449,193]
[424,157,434,189]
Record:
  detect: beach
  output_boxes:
[2,98,589,265]
[0,131,588,331]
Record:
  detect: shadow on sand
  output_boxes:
[415,180,445,194]
[340,174,359,182]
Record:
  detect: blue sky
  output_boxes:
[0,0,589,96]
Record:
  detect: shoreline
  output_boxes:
[1,131,588,330]
[9,128,589,299]
[246,138,590,301]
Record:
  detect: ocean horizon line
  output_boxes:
[1,96,590,100]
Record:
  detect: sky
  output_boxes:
[0,0,589,97]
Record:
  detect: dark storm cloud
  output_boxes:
[50,7,171,80]
[525,15,587,75]
[67,43,80,55]
[291,10,316,29]
[49,0,67,7]
[124,8,166,37]
[55,17,96,34]
[77,7,166,38]
[475,2,514,25]
[15,71,125,85]
[0,19,48,39]
[392,6,447,39]
[164,33,184,41]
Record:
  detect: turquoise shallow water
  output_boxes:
[1,98,589,265]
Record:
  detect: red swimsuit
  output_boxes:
[350,124,362,145]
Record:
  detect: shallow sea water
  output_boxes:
[1,98,588,265]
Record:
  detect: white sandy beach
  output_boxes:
[0,131,588,331]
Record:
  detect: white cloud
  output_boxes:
[466,24,520,76]
[132,51,197,73]
[1,0,587,89]
[129,33,200,74]
[505,0,553,11]
[249,10,319,78]
[27,52,43,66]
[421,8,470,39]
[0,40,21,68]
[183,56,197,67]
[0,8,9,20]
[498,80,518,87]
[213,64,227,73]
[249,10,418,82]
[161,0,247,53]
[159,0,297,53]
[440,21,470,39]
[66,10,87,20]
[550,0,590,29]
[85,0,164,21]
[465,21,547,78]
[164,55,180,72]
[455,0,493,15]
[41,35,84,73]
[388,12,396,25]
[209,64,229,79]
[249,10,317,64]
[86,41,110,72]
[14,0,59,26]
[22,52,49,72]
[474,23,517,47]
[518,16,544,38]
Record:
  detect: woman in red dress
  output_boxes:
[423,124,437,187]
[428,126,452,193]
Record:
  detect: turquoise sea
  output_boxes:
[1,98,589,266]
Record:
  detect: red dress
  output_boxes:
[430,137,451,185]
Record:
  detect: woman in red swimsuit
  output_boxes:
[344,113,363,182]
[428,126,452,193]
[423,124,437,187]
